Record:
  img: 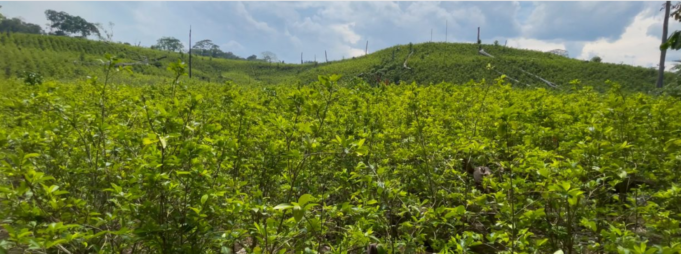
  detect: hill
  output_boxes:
[0,32,674,91]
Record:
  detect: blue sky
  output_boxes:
[1,1,680,69]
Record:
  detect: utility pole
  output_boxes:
[189,25,192,78]
[301,52,303,64]
[446,20,448,42]
[325,50,328,63]
[431,29,433,42]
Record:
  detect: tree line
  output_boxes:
[0,6,275,63]
[151,36,279,63]
[0,6,101,38]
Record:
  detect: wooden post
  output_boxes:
[189,25,192,78]
[325,50,328,63]
[365,40,368,55]
[477,27,481,50]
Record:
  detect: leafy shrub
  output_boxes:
[21,71,42,85]
[0,70,680,253]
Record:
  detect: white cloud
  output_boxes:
[331,23,361,44]
[1,1,677,67]
[578,8,679,70]
[234,2,277,36]
[221,40,244,52]
[337,45,365,59]
[521,2,643,41]
[507,38,565,52]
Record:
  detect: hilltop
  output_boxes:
[0,32,673,91]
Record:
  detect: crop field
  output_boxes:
[1,57,681,254]
[0,33,673,93]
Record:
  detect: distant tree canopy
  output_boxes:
[192,39,228,58]
[95,22,114,42]
[216,51,243,60]
[152,37,184,53]
[591,56,602,63]
[45,10,100,38]
[190,38,244,60]
[261,51,278,63]
[0,17,43,35]
[192,39,217,56]
[247,55,257,61]
[0,6,43,34]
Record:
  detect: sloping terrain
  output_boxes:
[0,32,673,91]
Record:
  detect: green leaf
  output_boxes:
[23,153,40,161]
[329,74,342,82]
[159,136,167,149]
[201,194,209,205]
[47,185,59,194]
[445,205,466,219]
[189,207,201,215]
[293,206,304,222]
[143,137,157,145]
[298,194,314,207]
[273,204,293,210]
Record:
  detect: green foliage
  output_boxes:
[0,18,43,35]
[152,36,184,53]
[261,51,278,63]
[1,69,681,253]
[21,71,42,85]
[44,9,99,38]
[591,56,602,63]
[0,33,673,92]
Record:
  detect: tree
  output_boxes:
[0,6,43,34]
[44,10,100,38]
[95,22,114,42]
[247,54,257,61]
[209,44,220,57]
[661,2,681,51]
[153,37,184,52]
[193,39,216,56]
[658,1,672,88]
[261,51,277,63]
[0,17,43,34]
[216,51,243,60]
[591,56,602,63]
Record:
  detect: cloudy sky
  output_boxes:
[1,1,680,69]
